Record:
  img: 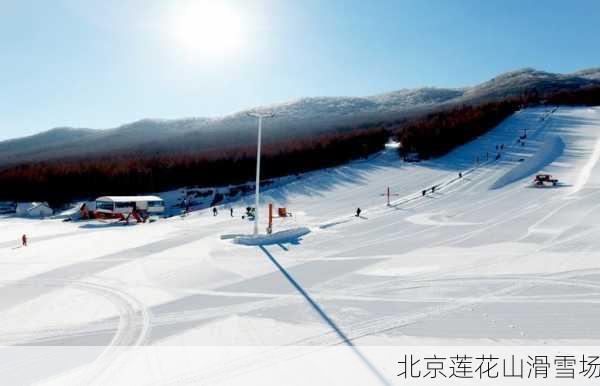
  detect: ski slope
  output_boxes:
[1,106,600,385]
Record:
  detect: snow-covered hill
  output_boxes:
[463,67,600,100]
[1,105,600,384]
[1,68,599,166]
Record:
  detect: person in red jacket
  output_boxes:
[21,234,27,247]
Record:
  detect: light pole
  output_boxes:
[247,111,275,236]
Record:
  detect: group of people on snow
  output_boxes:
[184,203,255,219]
[211,207,237,217]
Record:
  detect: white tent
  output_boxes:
[16,202,53,218]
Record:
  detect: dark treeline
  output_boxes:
[545,85,600,106]
[393,99,523,158]
[0,128,387,205]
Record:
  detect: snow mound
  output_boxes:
[233,227,311,246]
[491,135,565,189]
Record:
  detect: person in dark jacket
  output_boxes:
[356,208,362,217]
[212,207,218,216]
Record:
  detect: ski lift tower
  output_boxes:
[247,111,275,236]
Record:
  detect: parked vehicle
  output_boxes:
[533,174,558,187]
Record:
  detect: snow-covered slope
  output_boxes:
[576,67,600,80]
[1,106,600,384]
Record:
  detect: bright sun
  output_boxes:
[168,1,243,56]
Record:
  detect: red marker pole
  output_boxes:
[268,203,273,234]
[381,187,400,207]
[387,187,390,206]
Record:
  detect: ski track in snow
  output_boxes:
[0,278,150,386]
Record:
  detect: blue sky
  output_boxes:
[1,0,598,140]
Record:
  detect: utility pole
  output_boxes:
[247,111,275,236]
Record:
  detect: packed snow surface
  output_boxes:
[1,106,600,384]
[491,135,565,189]
[232,227,311,246]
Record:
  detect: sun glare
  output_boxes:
[168,1,243,56]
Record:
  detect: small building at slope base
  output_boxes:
[15,202,54,218]
[94,196,165,222]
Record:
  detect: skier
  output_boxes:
[431,186,436,193]
[21,234,27,247]
[230,207,234,217]
[458,172,462,179]
[422,189,426,197]
[355,208,362,217]
[212,207,218,216]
